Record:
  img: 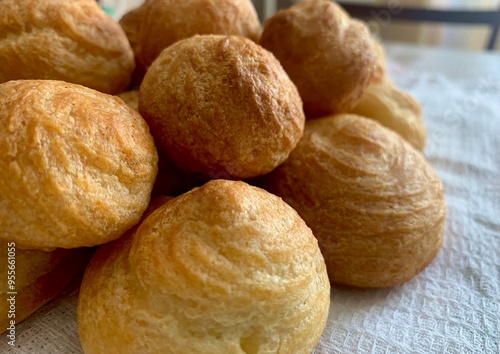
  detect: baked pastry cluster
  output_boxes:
[78,180,330,354]
[0,0,447,351]
[259,0,425,150]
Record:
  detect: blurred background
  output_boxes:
[99,0,500,51]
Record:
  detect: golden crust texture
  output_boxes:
[139,35,305,180]
[260,0,377,118]
[0,80,158,249]
[120,0,261,70]
[0,243,93,331]
[0,0,134,94]
[78,180,330,354]
[350,81,427,151]
[261,114,446,288]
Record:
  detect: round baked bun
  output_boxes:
[139,35,305,180]
[78,180,330,354]
[0,244,93,331]
[260,114,446,288]
[0,0,134,94]
[260,0,377,118]
[120,0,261,70]
[0,80,158,249]
[349,81,427,151]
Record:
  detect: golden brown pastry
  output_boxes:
[0,243,93,332]
[120,0,261,71]
[260,114,446,288]
[349,81,426,151]
[139,35,305,180]
[0,80,158,249]
[260,0,377,118]
[0,0,134,94]
[78,180,330,354]
[117,90,139,111]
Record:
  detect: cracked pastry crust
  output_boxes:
[78,180,330,354]
[261,114,446,288]
[0,80,158,249]
[139,35,305,180]
[0,0,134,94]
[260,0,377,118]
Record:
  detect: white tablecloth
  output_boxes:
[2,43,500,354]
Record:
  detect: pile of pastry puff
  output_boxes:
[0,0,446,353]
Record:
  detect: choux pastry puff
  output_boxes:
[0,80,158,249]
[0,0,134,93]
[78,180,330,354]
[139,35,305,180]
[260,114,446,288]
[260,0,377,117]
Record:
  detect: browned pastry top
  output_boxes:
[140,35,305,180]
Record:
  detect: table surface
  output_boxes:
[336,0,500,11]
[2,43,500,354]
[385,42,500,79]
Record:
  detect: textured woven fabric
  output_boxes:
[2,44,499,354]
